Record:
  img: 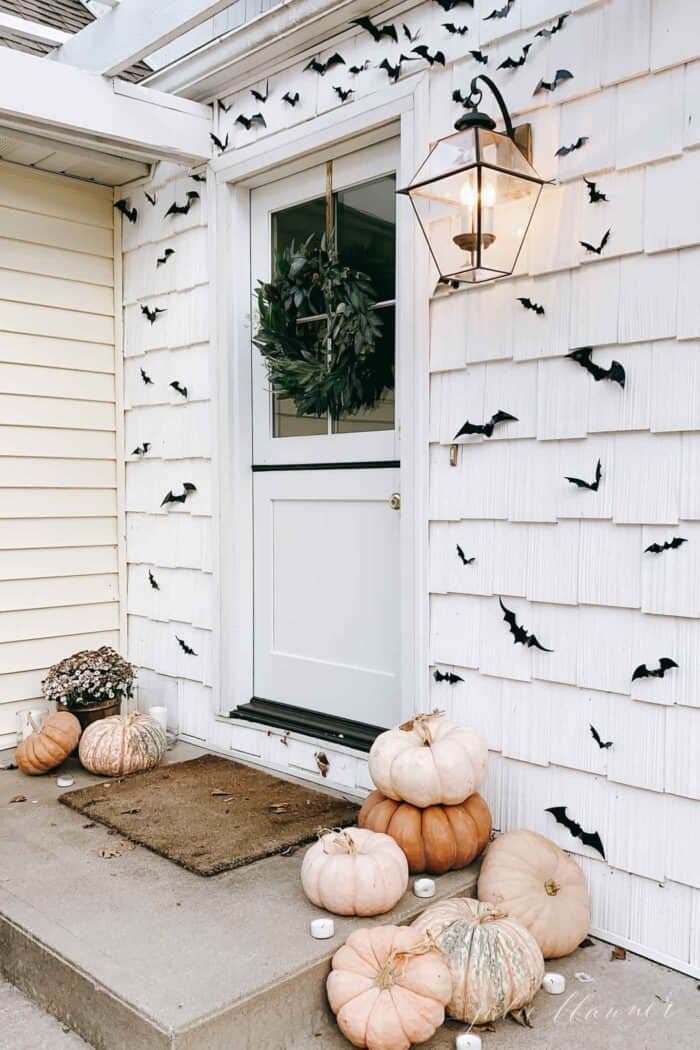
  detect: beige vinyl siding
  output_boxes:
[0,163,120,747]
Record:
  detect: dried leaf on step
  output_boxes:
[82,823,96,829]
[578,937,594,948]
[9,794,26,803]
[315,751,330,778]
[473,1023,496,1033]
[611,945,627,961]
[120,807,141,815]
[0,762,17,771]
[280,731,290,747]
[99,840,136,859]
[280,845,299,856]
[509,1008,533,1028]
[269,802,290,814]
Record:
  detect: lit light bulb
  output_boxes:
[483,183,496,207]
[459,180,477,208]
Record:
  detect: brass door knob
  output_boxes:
[389,492,401,511]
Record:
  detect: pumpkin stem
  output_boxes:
[375,935,436,990]
[544,878,561,896]
[318,827,357,855]
[407,709,445,746]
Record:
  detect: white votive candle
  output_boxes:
[147,706,168,733]
[310,918,334,939]
[543,972,566,995]
[456,1033,482,1050]
[413,878,436,899]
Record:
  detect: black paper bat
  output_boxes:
[251,80,270,102]
[165,191,199,217]
[157,248,175,267]
[469,49,488,64]
[412,45,446,66]
[176,635,197,656]
[170,380,188,398]
[161,482,197,507]
[132,442,151,457]
[498,45,531,70]
[567,347,625,388]
[283,91,300,106]
[534,69,573,94]
[403,23,420,42]
[379,55,419,83]
[456,544,475,565]
[565,459,602,491]
[443,23,469,35]
[536,14,568,39]
[499,598,552,652]
[584,177,608,203]
[210,131,230,152]
[454,409,518,439]
[140,368,153,385]
[148,570,160,591]
[434,669,464,684]
[305,54,345,76]
[191,173,206,183]
[218,99,231,113]
[556,136,589,157]
[632,657,678,681]
[334,85,354,102]
[434,0,474,9]
[645,536,687,554]
[236,113,267,131]
[352,15,397,43]
[580,228,610,255]
[114,199,137,224]
[145,191,157,207]
[349,61,370,74]
[141,305,166,324]
[590,724,612,750]
[546,806,605,858]
[517,297,544,315]
[484,0,515,19]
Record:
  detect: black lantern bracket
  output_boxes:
[455,75,533,164]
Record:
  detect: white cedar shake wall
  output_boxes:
[0,164,120,749]
[122,0,700,974]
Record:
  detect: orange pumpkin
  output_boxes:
[15,710,81,775]
[359,790,492,875]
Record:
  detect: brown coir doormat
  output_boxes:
[59,754,359,875]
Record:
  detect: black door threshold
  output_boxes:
[229,698,384,752]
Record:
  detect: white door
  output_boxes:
[249,139,402,735]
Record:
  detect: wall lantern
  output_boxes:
[398,76,548,285]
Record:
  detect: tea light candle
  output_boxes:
[413,878,436,899]
[310,918,334,939]
[543,972,566,995]
[147,706,168,733]
[456,1033,482,1050]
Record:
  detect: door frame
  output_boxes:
[209,77,432,745]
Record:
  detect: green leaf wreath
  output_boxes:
[253,234,394,419]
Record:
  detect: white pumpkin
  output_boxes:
[301,827,409,916]
[477,829,591,958]
[79,712,166,777]
[411,898,544,1024]
[368,710,488,807]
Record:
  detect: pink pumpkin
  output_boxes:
[301,827,408,916]
[79,712,166,777]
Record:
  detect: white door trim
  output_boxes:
[210,79,432,735]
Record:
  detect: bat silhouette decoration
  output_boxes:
[191,173,206,183]
[170,380,188,398]
[534,69,573,94]
[236,113,266,131]
[210,132,230,152]
[412,45,446,66]
[156,248,175,266]
[498,45,531,70]
[165,191,199,217]
[283,91,300,105]
[556,136,589,156]
[454,409,518,439]
[536,14,568,38]
[349,61,370,74]
[403,23,420,42]
[218,99,231,113]
[484,0,515,19]
[499,598,553,652]
[589,724,612,750]
[251,80,269,103]
[434,669,464,685]
[176,636,197,656]
[567,346,625,388]
[140,368,153,385]
[145,191,157,206]
[379,55,419,83]
[584,177,608,203]
[456,545,475,565]
[434,0,474,10]
[469,49,488,64]
[352,15,398,43]
[114,199,137,224]
[334,86,354,102]
[161,482,197,507]
[545,806,605,858]
[305,54,345,75]
[132,442,151,457]
[566,458,602,491]
[443,23,469,35]
[148,570,160,591]
[517,297,544,315]
[580,228,610,255]
[645,536,687,554]
[632,657,678,681]
[141,305,166,324]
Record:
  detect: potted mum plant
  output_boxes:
[42,646,136,734]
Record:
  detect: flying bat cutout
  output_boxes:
[148,570,160,591]
[589,724,612,750]
[352,15,398,43]
[114,199,137,224]
[556,136,589,156]
[145,191,157,207]
[456,545,475,565]
[517,297,544,315]
[161,482,197,507]
[545,806,605,858]
[498,45,531,70]
[567,346,625,388]
[443,22,469,35]
[434,0,473,9]
[534,69,573,94]
[140,368,153,385]
[305,54,345,75]
[333,85,354,102]
[141,305,166,324]
[132,442,151,457]
[283,91,300,106]
[251,80,270,103]
[210,132,230,152]
[170,380,188,398]
[454,409,518,439]
[403,23,421,42]
[499,598,553,652]
[235,113,266,131]
[645,536,687,554]
[484,0,515,19]
[565,458,602,491]
[157,248,175,267]
[165,191,199,217]
[379,55,419,82]
[536,14,568,38]
[349,61,370,74]
[218,99,231,113]
[584,177,608,203]
[632,658,678,681]
[190,173,206,183]
[469,49,488,64]
[580,228,610,255]
[412,45,446,66]
[176,636,197,656]
[434,669,464,684]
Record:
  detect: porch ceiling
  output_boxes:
[0,125,149,185]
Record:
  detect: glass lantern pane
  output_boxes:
[407,128,478,189]
[477,128,541,181]
[477,167,542,276]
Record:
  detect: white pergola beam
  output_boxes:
[0,11,71,45]
[53,0,239,77]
